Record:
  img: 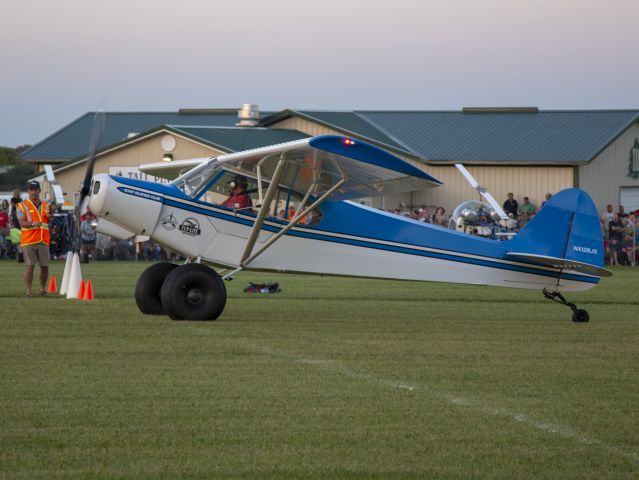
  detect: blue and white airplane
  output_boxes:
[86,135,610,322]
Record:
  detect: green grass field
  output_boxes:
[1,260,638,479]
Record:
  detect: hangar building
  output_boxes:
[23,106,639,215]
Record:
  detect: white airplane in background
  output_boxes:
[81,135,610,323]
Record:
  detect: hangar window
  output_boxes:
[629,139,639,179]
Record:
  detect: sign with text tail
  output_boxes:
[59,251,74,295]
[66,252,83,299]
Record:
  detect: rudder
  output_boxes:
[506,189,608,276]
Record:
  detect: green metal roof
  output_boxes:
[262,109,639,163]
[260,110,417,158]
[166,126,308,152]
[356,110,639,163]
[22,111,250,161]
[24,108,639,166]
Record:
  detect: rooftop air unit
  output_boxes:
[236,103,260,127]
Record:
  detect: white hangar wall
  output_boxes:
[45,132,220,205]
[578,121,639,213]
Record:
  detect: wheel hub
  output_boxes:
[186,287,203,304]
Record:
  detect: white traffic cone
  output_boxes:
[66,252,83,299]
[59,251,74,295]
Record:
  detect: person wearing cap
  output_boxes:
[220,176,252,210]
[16,181,50,297]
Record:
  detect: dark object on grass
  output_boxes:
[244,282,281,294]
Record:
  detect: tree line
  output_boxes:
[0,145,35,191]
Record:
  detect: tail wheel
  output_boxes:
[160,264,227,321]
[135,262,178,315]
[572,309,590,323]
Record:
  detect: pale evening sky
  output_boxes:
[1,0,638,147]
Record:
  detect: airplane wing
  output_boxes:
[215,135,441,200]
[139,158,209,180]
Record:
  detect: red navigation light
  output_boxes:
[343,138,356,146]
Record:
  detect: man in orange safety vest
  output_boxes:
[16,181,50,297]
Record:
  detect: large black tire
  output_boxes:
[135,262,178,315]
[160,264,227,321]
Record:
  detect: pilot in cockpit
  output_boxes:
[220,175,253,211]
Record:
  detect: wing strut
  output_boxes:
[221,158,347,280]
[241,177,346,268]
[239,153,288,265]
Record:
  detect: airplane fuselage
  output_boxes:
[89,174,599,293]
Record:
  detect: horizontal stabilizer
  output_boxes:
[506,252,612,277]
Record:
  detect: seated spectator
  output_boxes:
[503,193,518,218]
[115,239,134,260]
[519,196,535,215]
[518,212,531,230]
[432,207,446,226]
[420,208,431,223]
[397,202,409,217]
[142,241,161,261]
[540,193,553,209]
[7,221,22,261]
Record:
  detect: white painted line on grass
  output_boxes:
[252,345,639,466]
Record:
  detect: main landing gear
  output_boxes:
[135,262,227,321]
[543,289,590,323]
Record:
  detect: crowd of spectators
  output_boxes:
[2,186,637,267]
[601,204,637,266]
[0,193,181,263]
[384,193,638,267]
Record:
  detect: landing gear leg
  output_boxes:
[543,289,590,323]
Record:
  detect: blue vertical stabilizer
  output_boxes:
[506,189,611,277]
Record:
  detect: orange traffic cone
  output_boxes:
[83,280,94,301]
[77,280,86,301]
[47,275,58,293]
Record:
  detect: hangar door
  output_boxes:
[620,187,639,211]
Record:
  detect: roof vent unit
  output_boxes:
[236,103,260,127]
[462,107,539,114]
[127,132,139,139]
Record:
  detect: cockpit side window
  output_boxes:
[193,169,323,226]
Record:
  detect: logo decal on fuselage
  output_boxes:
[160,213,178,230]
[179,217,201,236]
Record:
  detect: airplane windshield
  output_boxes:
[171,159,220,197]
